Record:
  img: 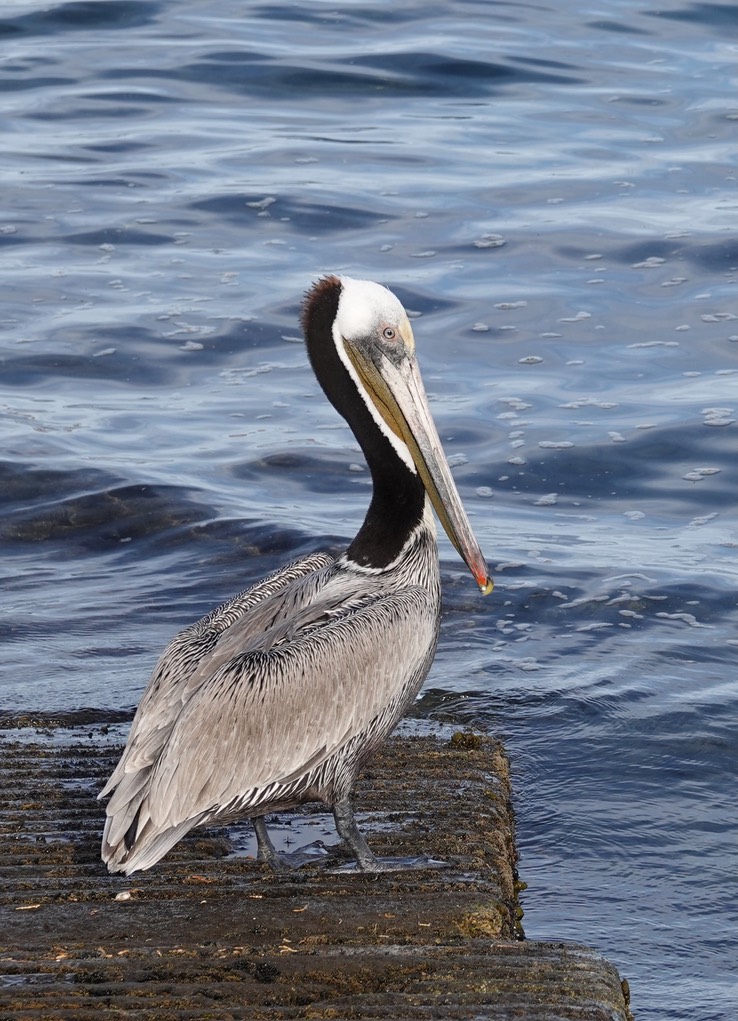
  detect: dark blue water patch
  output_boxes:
[0,223,34,248]
[79,89,179,106]
[232,449,372,497]
[585,18,653,35]
[351,51,505,89]
[0,461,120,512]
[245,2,317,22]
[81,139,157,155]
[647,1,736,29]
[160,520,331,586]
[0,481,213,553]
[513,55,584,74]
[0,319,283,388]
[249,1,513,31]
[189,194,388,235]
[0,347,167,388]
[409,686,523,730]
[685,239,738,274]
[560,238,683,267]
[434,421,497,451]
[0,602,146,647]
[355,50,583,91]
[27,101,158,122]
[0,208,177,248]
[381,284,460,318]
[482,425,735,510]
[63,225,174,247]
[505,667,737,788]
[127,46,585,102]
[0,0,156,37]
[247,2,414,29]
[97,53,276,94]
[188,518,336,575]
[440,559,737,643]
[419,658,737,792]
[171,49,269,66]
[608,94,672,107]
[0,73,74,92]
[152,56,394,100]
[84,515,332,597]
[442,571,565,625]
[599,237,738,273]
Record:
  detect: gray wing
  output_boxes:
[102,583,437,873]
[99,551,334,803]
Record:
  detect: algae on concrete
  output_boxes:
[0,723,632,1020]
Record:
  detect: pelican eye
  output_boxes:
[382,326,397,342]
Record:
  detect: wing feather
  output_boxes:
[106,585,437,871]
[100,551,333,800]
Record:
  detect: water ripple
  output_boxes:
[0,1,735,1017]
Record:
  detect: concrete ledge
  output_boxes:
[0,723,632,1020]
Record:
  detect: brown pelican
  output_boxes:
[100,275,492,875]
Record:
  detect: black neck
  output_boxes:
[302,277,426,569]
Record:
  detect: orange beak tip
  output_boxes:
[479,575,494,596]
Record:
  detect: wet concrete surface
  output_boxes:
[0,720,632,1019]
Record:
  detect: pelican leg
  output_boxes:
[333,799,381,872]
[252,816,283,872]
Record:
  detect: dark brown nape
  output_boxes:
[300,275,342,338]
[299,274,425,570]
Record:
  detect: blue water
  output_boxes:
[1,1,736,1017]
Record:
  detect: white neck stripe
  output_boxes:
[338,500,436,575]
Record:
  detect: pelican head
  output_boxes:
[302,275,493,595]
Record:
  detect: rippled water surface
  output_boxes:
[1,1,736,1017]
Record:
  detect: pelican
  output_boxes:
[100,275,492,875]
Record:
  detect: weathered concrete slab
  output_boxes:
[0,721,632,1020]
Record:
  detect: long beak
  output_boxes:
[347,341,493,595]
